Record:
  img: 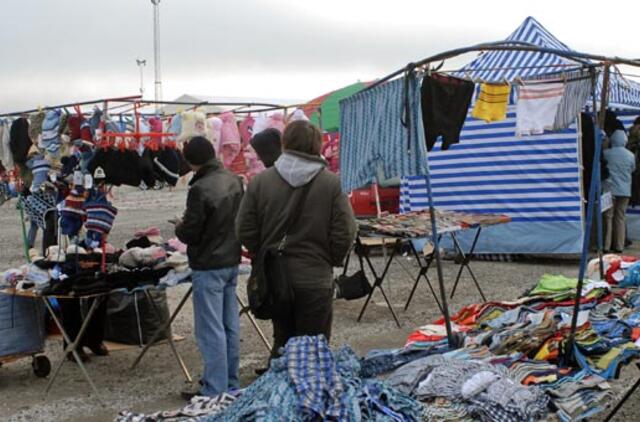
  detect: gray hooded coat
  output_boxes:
[236,150,356,289]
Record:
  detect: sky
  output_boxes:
[1,0,639,113]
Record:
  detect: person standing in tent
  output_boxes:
[236,121,356,358]
[172,136,244,399]
[603,129,636,253]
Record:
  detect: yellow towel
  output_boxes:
[472,83,511,122]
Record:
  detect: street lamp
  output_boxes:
[151,0,162,110]
[136,59,146,96]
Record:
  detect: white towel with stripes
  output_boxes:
[516,83,565,136]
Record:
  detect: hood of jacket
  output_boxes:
[274,150,326,187]
[610,129,628,148]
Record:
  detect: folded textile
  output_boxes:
[116,392,239,422]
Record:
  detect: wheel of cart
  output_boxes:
[0,351,51,378]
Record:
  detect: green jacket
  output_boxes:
[236,151,356,289]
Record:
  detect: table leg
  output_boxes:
[142,289,192,383]
[404,240,442,313]
[131,286,192,371]
[603,362,640,421]
[449,229,486,302]
[237,294,272,352]
[356,238,401,328]
[43,296,105,405]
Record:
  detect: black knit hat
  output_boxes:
[183,136,215,166]
[250,128,282,168]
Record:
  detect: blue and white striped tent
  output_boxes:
[401,17,640,254]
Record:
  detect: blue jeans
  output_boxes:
[191,267,240,396]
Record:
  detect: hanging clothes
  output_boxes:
[9,117,32,165]
[421,74,475,151]
[219,112,242,168]
[0,120,14,169]
[28,111,45,146]
[268,112,286,133]
[206,116,223,154]
[339,76,428,193]
[516,82,565,136]
[238,115,254,145]
[178,111,207,142]
[471,83,511,123]
[40,109,62,156]
[553,78,592,131]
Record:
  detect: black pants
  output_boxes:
[270,286,333,359]
[59,297,107,350]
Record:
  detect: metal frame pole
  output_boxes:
[151,0,162,112]
[566,66,609,358]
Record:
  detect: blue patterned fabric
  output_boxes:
[203,336,423,421]
[41,109,62,155]
[339,76,429,193]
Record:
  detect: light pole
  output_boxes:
[136,59,146,96]
[151,0,162,111]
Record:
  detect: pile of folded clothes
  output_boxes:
[384,269,640,421]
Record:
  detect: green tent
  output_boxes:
[302,82,369,132]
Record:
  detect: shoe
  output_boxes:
[612,249,623,254]
[254,367,268,376]
[181,383,202,401]
[87,343,109,356]
[67,350,90,363]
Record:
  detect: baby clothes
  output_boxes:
[516,82,565,136]
[207,116,223,154]
[219,112,242,168]
[178,111,207,142]
[40,109,62,155]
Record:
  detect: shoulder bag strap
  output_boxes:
[277,174,318,251]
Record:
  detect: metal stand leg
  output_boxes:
[449,228,486,302]
[131,286,192,379]
[356,238,402,328]
[43,296,105,405]
[404,238,443,313]
[603,363,640,421]
[237,294,272,352]
[142,288,192,383]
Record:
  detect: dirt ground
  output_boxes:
[0,186,639,421]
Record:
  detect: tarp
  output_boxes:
[302,82,369,132]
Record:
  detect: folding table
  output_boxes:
[131,282,272,378]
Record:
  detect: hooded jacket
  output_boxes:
[175,159,243,270]
[604,130,636,197]
[236,150,356,289]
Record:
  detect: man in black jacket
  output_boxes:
[174,136,243,398]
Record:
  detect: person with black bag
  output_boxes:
[236,120,356,359]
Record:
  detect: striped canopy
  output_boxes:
[456,16,640,109]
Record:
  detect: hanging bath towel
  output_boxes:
[471,83,511,123]
[516,82,565,136]
[553,77,592,131]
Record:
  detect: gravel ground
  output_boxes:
[0,186,638,421]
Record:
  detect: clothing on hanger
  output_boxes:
[421,74,475,151]
[553,78,592,131]
[516,82,565,136]
[471,83,511,123]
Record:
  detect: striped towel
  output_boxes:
[553,78,592,131]
[516,82,565,136]
[471,83,511,123]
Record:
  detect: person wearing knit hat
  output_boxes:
[250,128,282,168]
[182,136,216,166]
[174,135,243,399]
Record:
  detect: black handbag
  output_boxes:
[334,251,372,300]
[247,179,315,320]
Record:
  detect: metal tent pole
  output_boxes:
[151,0,162,112]
[565,66,610,359]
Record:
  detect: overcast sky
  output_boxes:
[1,0,638,113]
